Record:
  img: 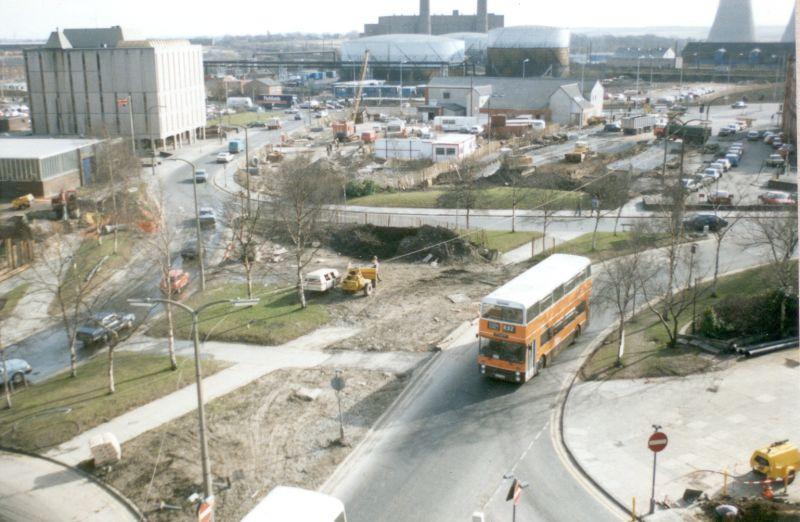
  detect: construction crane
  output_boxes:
[352,50,370,125]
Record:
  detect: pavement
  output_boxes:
[45,326,428,467]
[564,350,800,518]
[0,450,139,521]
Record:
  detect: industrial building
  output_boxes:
[707,0,755,43]
[606,47,678,69]
[424,76,603,127]
[24,27,205,150]
[486,26,570,78]
[0,137,99,198]
[340,34,465,80]
[364,0,503,36]
[681,42,794,68]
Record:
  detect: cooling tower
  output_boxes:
[419,0,432,35]
[782,7,796,42]
[707,0,755,42]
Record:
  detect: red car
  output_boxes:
[707,190,733,206]
[758,191,795,206]
[160,269,190,294]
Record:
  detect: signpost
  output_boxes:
[504,475,528,522]
[648,426,668,514]
[331,369,346,443]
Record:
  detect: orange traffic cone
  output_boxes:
[762,483,775,500]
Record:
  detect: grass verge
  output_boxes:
[470,230,544,253]
[535,231,670,262]
[582,264,776,381]
[147,284,330,345]
[48,231,135,315]
[0,283,29,320]
[0,352,227,453]
[349,186,590,212]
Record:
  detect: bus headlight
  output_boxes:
[515,371,521,382]
[480,365,486,374]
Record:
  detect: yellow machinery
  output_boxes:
[11,194,34,210]
[341,267,377,297]
[352,51,370,125]
[565,141,590,163]
[751,440,800,482]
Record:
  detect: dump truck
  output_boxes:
[51,189,80,219]
[11,194,34,210]
[565,141,591,163]
[332,121,357,142]
[341,267,377,297]
[751,440,799,483]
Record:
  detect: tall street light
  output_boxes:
[522,58,531,79]
[229,125,252,216]
[145,104,167,177]
[399,60,408,117]
[128,297,259,513]
[169,158,206,290]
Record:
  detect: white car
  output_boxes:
[304,269,340,293]
[198,207,217,226]
[681,178,700,192]
[710,160,728,173]
[766,154,786,167]
[731,101,747,109]
[0,358,32,385]
[703,168,722,181]
[217,152,234,163]
[747,130,760,140]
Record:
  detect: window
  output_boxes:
[540,294,553,311]
[446,148,456,156]
[480,339,526,363]
[481,304,524,324]
[553,284,565,301]
[436,147,446,155]
[540,329,553,346]
[443,92,451,99]
[526,301,540,323]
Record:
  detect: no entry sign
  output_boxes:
[648,431,668,453]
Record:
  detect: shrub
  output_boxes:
[346,179,376,199]
[699,290,798,339]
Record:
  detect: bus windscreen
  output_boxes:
[481,304,523,324]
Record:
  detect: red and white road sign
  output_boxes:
[513,481,523,506]
[648,432,668,453]
[197,501,213,522]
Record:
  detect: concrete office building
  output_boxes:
[24,27,205,150]
[364,0,503,36]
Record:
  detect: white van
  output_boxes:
[241,486,347,522]
[304,269,340,293]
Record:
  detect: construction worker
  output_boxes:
[762,482,775,500]
[372,256,382,284]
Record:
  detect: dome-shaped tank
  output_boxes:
[443,32,488,64]
[340,34,466,64]
[486,26,571,77]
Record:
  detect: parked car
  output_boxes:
[683,213,729,232]
[718,127,735,137]
[708,162,726,174]
[747,130,761,141]
[248,121,267,128]
[180,239,199,260]
[304,269,340,293]
[604,122,622,132]
[681,178,700,192]
[76,312,135,345]
[294,113,303,121]
[195,169,208,183]
[702,168,722,181]
[766,154,786,167]
[217,152,234,163]
[715,158,732,171]
[707,190,733,206]
[731,101,747,109]
[284,108,299,114]
[728,147,743,158]
[725,153,740,167]
[0,358,32,386]
[758,191,795,206]
[160,269,190,294]
[764,133,777,144]
[199,207,217,226]
[772,139,784,150]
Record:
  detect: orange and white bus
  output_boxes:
[478,254,592,383]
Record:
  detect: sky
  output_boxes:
[0,0,795,40]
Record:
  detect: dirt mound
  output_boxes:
[329,225,476,262]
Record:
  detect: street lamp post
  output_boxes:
[128,297,259,514]
[145,104,166,177]
[169,158,206,291]
[230,125,252,215]
[399,60,407,117]
[522,58,530,79]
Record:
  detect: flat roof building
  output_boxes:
[0,137,100,198]
[24,26,205,151]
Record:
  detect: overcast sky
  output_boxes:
[0,0,795,39]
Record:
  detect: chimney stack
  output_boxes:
[419,0,432,35]
[476,0,488,32]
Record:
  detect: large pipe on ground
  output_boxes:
[419,0,432,35]
[476,0,488,32]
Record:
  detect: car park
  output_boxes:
[199,207,217,226]
[0,358,32,386]
[195,169,208,183]
[707,190,733,206]
[758,191,795,206]
[766,154,786,167]
[683,213,729,232]
[76,312,135,345]
[217,152,234,163]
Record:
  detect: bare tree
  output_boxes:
[30,231,102,377]
[586,171,633,250]
[744,212,799,335]
[595,223,652,365]
[143,183,179,371]
[439,158,483,230]
[225,194,263,299]
[269,156,341,308]
[708,193,742,297]
[92,138,142,254]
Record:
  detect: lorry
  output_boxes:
[226,97,254,110]
[266,118,282,130]
[666,123,712,145]
[621,115,657,135]
[228,139,245,154]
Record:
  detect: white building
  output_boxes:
[24,26,206,150]
[374,133,477,162]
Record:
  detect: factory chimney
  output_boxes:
[707,0,755,42]
[476,0,488,33]
[419,0,432,35]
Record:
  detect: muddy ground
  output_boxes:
[90,368,406,521]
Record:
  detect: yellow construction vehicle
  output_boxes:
[341,267,377,297]
[751,440,800,482]
[352,51,370,125]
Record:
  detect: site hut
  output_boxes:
[374,132,477,162]
[24,26,206,152]
[0,137,100,198]
[426,76,603,127]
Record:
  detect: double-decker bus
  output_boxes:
[478,254,592,383]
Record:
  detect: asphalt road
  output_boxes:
[326,230,775,522]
